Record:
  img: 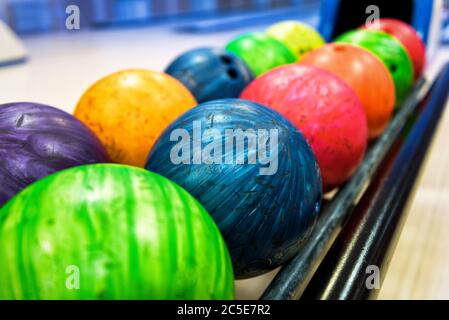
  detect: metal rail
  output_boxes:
[261,65,439,300]
[301,62,449,300]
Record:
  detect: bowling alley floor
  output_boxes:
[378,47,449,299]
[1,22,449,300]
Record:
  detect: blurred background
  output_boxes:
[0,0,317,34]
[1,0,448,41]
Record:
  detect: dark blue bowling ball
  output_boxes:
[165,47,254,103]
[145,99,322,278]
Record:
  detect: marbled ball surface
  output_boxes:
[0,102,109,206]
[146,99,322,278]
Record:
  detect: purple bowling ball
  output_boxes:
[0,102,110,206]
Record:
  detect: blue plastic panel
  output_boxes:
[318,0,435,45]
[8,0,54,33]
[412,0,434,43]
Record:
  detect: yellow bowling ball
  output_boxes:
[74,69,197,167]
[267,21,325,59]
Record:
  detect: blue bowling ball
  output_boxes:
[145,99,322,278]
[165,47,254,103]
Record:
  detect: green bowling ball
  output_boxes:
[336,29,414,107]
[0,164,234,300]
[226,32,296,77]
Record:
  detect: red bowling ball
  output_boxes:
[241,64,368,191]
[363,18,426,81]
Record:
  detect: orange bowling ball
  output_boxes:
[300,43,395,139]
[74,70,197,167]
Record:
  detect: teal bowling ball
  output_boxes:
[146,99,322,278]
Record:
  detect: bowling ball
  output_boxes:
[241,65,368,191]
[146,99,322,278]
[0,102,109,207]
[225,32,296,77]
[363,18,426,81]
[165,47,253,103]
[336,29,414,107]
[0,164,234,299]
[300,43,395,139]
[74,69,197,168]
[266,20,325,59]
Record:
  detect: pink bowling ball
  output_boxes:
[241,64,368,191]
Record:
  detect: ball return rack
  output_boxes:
[246,0,448,300]
[259,62,449,300]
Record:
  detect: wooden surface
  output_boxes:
[379,52,449,299]
[1,25,449,300]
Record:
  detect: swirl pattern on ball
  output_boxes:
[0,102,109,207]
[146,99,322,278]
[0,164,234,299]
